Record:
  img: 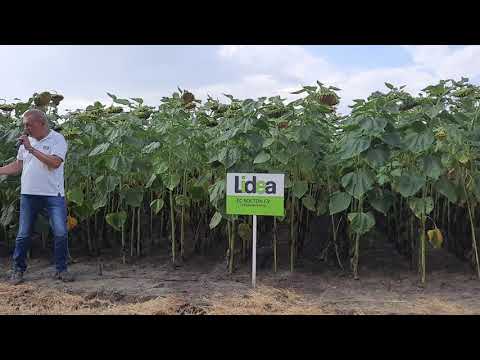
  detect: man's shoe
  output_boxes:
[8,271,24,285]
[54,271,74,282]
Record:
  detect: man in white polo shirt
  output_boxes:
[0,109,74,285]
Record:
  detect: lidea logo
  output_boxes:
[227,173,284,216]
[234,175,277,195]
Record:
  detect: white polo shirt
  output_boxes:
[17,130,68,197]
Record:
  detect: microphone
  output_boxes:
[16,130,29,149]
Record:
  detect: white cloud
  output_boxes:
[403,45,480,80]
[193,74,292,101]
[2,45,480,117]
[193,45,347,109]
[335,66,438,113]
[218,45,339,84]
[402,46,452,68]
[200,45,480,115]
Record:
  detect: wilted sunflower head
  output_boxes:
[0,104,15,112]
[51,94,64,106]
[34,92,52,107]
[182,91,195,104]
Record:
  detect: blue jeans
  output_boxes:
[13,194,68,273]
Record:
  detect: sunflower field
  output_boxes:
[1,78,480,284]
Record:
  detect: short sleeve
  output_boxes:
[17,145,24,161]
[51,135,68,161]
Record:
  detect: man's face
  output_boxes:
[23,116,45,138]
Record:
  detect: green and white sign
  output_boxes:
[226,173,284,216]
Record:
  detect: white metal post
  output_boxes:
[252,214,257,288]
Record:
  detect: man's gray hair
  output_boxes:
[23,109,48,125]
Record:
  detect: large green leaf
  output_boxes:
[340,136,371,160]
[297,126,312,142]
[263,137,275,148]
[273,151,289,165]
[165,173,181,191]
[364,147,390,168]
[89,143,110,157]
[106,92,118,101]
[113,98,131,106]
[453,113,470,126]
[348,212,375,235]
[15,102,31,118]
[67,187,84,206]
[246,133,263,149]
[403,130,434,153]
[287,143,301,157]
[423,155,442,180]
[116,155,131,173]
[223,148,242,169]
[253,151,271,164]
[222,147,242,169]
[209,180,226,203]
[368,189,394,215]
[217,128,240,143]
[106,176,120,193]
[124,188,144,208]
[97,175,120,194]
[175,195,191,207]
[395,174,425,198]
[209,211,223,229]
[142,142,161,154]
[329,191,352,215]
[74,203,94,221]
[381,130,402,147]
[93,194,108,210]
[130,97,144,104]
[292,181,308,199]
[434,177,458,203]
[341,169,374,200]
[95,175,105,185]
[298,152,316,173]
[359,117,387,132]
[190,186,205,202]
[107,156,119,171]
[302,194,316,211]
[107,128,126,142]
[426,103,444,119]
[153,159,169,175]
[105,211,127,232]
[408,197,434,219]
[150,199,164,215]
[146,174,157,188]
[423,84,445,97]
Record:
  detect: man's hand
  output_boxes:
[19,135,33,151]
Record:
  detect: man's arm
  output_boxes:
[19,135,63,169]
[29,148,63,169]
[0,160,23,176]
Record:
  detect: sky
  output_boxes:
[0,45,479,115]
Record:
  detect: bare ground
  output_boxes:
[1,235,480,315]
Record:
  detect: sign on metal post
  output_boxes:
[226,173,285,287]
